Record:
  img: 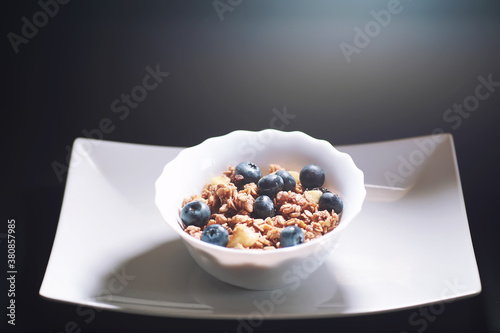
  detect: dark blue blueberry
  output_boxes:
[299,164,325,189]
[257,174,284,198]
[318,192,343,214]
[234,162,262,188]
[181,201,211,228]
[201,224,229,247]
[280,226,305,248]
[253,195,275,219]
[275,170,296,192]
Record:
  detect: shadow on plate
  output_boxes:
[361,134,454,202]
[92,238,350,317]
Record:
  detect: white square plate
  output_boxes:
[39,133,481,319]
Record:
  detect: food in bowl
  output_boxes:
[180,162,344,250]
[156,129,365,290]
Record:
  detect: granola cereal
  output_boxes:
[180,163,342,249]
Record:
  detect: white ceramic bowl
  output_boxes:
[155,129,366,290]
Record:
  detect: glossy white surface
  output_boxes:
[155,130,366,290]
[39,133,481,319]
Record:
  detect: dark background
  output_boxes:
[2,0,500,332]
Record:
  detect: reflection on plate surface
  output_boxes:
[39,133,481,319]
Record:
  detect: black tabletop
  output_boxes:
[3,1,500,332]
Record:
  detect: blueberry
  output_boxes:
[201,224,229,247]
[181,201,211,227]
[275,170,296,192]
[318,192,343,214]
[253,195,275,219]
[299,164,325,189]
[234,162,262,188]
[280,226,305,248]
[257,174,284,198]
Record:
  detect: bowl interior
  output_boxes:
[156,130,365,247]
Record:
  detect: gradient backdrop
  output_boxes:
[2,1,500,332]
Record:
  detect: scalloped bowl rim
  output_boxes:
[155,129,366,257]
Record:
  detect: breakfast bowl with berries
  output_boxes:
[155,129,366,290]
